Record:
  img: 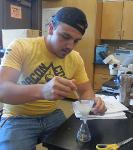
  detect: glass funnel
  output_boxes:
[72,100,94,143]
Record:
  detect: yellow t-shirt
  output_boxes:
[1,37,89,116]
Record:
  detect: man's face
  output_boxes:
[48,22,83,58]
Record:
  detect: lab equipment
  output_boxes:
[102,54,120,93]
[96,137,133,150]
[102,51,133,94]
[103,54,120,76]
[73,90,81,103]
[119,74,133,106]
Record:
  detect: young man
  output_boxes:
[0,7,106,149]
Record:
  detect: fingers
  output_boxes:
[53,77,77,98]
[56,77,77,91]
[92,97,107,115]
[42,76,77,100]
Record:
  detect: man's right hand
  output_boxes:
[41,76,77,100]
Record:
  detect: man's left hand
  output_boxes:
[92,97,107,115]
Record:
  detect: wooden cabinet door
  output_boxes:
[101,1,123,40]
[122,1,133,40]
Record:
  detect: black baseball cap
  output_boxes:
[52,7,88,35]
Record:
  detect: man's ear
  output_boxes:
[48,22,54,35]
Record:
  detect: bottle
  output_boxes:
[119,74,133,106]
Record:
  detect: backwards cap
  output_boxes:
[52,7,88,35]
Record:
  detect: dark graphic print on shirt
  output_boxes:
[21,63,66,85]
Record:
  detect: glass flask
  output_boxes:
[77,119,91,143]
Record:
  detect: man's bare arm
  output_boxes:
[77,81,95,99]
[0,67,77,104]
[0,67,43,104]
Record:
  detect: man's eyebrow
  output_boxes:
[62,32,82,41]
[62,32,72,37]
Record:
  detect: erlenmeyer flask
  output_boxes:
[77,119,91,143]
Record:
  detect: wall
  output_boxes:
[0,0,42,48]
[42,0,98,85]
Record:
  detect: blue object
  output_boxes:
[95,44,109,64]
[0,49,5,58]
[0,109,66,149]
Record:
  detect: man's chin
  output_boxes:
[56,53,67,58]
[58,55,65,59]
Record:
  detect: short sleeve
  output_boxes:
[1,39,24,71]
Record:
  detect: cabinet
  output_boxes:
[94,65,111,92]
[122,1,133,40]
[101,1,133,40]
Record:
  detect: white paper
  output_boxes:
[96,94,128,113]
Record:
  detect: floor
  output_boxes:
[36,100,73,150]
